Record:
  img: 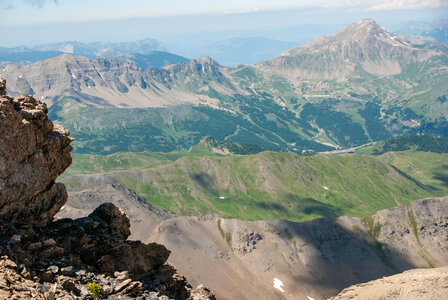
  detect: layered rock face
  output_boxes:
[0,80,215,299]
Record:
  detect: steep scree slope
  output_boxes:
[330,266,448,300]
[64,184,448,300]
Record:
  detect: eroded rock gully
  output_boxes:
[0,79,215,300]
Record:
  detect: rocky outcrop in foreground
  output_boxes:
[330,266,448,300]
[0,80,214,299]
[0,78,72,227]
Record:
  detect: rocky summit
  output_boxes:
[0,79,215,299]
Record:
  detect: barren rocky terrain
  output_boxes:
[61,182,448,300]
[330,266,448,300]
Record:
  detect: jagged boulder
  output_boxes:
[0,80,73,226]
[89,202,132,238]
[6,202,172,279]
[98,241,170,279]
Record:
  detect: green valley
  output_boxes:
[51,94,331,154]
[61,148,448,222]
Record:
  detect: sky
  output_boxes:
[0,0,447,47]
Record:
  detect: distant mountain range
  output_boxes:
[99,51,190,69]
[0,37,298,67]
[0,38,175,66]
[1,19,447,154]
[178,37,297,66]
[33,38,166,57]
[0,46,66,64]
[398,18,448,43]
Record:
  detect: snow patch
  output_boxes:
[307,297,315,300]
[273,277,285,292]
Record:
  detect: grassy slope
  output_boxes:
[377,151,448,193]
[61,150,448,222]
[355,135,448,156]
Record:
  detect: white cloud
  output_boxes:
[323,0,448,10]
[22,0,58,8]
[367,0,448,11]
[222,7,261,15]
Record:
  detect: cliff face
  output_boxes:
[0,79,214,299]
[0,78,72,226]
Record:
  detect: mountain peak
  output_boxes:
[261,18,424,77]
[358,18,376,25]
[280,18,405,54]
[355,18,383,33]
[334,18,391,41]
[195,56,219,65]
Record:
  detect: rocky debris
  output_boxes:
[1,201,213,299]
[3,203,169,276]
[236,232,263,255]
[0,255,73,299]
[0,82,73,227]
[329,266,448,300]
[0,254,214,300]
[0,80,215,299]
[190,285,216,300]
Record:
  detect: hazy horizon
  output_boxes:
[0,0,447,49]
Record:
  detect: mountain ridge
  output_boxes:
[398,18,448,43]
[259,18,445,77]
[61,149,448,221]
[2,19,447,153]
